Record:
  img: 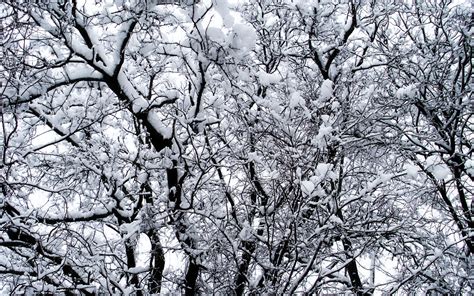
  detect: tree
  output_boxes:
[368,1,473,292]
[0,0,471,294]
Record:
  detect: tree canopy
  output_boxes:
[0,0,472,294]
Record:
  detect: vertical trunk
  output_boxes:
[470,193,474,292]
[177,222,200,295]
[235,241,257,296]
[125,241,143,296]
[470,252,474,294]
[148,229,165,294]
[167,163,200,295]
[369,251,376,294]
[336,210,367,295]
[235,157,269,294]
[184,258,200,296]
[453,166,474,291]
[341,237,366,295]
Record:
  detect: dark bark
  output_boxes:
[184,257,200,296]
[339,234,368,296]
[125,240,143,296]
[148,229,165,294]
[235,241,257,296]
[6,227,95,296]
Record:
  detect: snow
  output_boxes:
[237,69,251,82]
[212,207,227,219]
[64,64,102,81]
[239,225,254,242]
[247,152,262,164]
[426,155,451,180]
[320,114,330,122]
[396,84,418,99]
[360,173,395,195]
[231,23,257,51]
[132,97,149,113]
[430,164,451,180]
[319,80,334,102]
[117,71,143,107]
[137,172,148,184]
[4,1,470,294]
[127,266,149,274]
[139,43,155,57]
[207,27,227,44]
[328,64,339,81]
[465,159,474,176]
[289,91,305,109]
[265,204,275,215]
[213,0,235,28]
[301,180,315,196]
[329,215,343,225]
[147,112,172,139]
[315,124,333,140]
[256,70,281,86]
[403,163,419,178]
[315,163,334,179]
[98,152,108,162]
[264,14,279,28]
[120,220,141,241]
[250,265,264,289]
